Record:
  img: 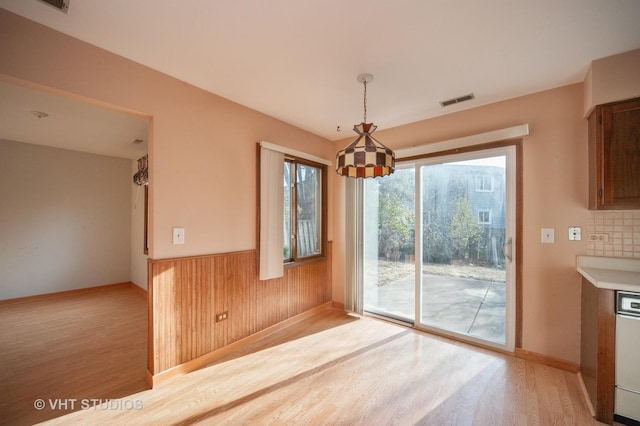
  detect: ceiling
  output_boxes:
[0,81,148,159]
[1,0,640,145]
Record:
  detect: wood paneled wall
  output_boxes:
[148,243,332,374]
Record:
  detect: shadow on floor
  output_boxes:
[192,309,361,372]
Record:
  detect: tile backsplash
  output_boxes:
[586,210,640,258]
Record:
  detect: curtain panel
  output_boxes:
[259,147,284,280]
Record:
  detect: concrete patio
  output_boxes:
[364,272,506,344]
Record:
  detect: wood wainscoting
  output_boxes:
[147,243,332,380]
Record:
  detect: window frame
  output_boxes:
[477,209,492,225]
[283,155,327,265]
[475,175,494,192]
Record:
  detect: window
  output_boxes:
[475,175,493,192]
[283,157,325,262]
[258,143,329,280]
[478,209,492,225]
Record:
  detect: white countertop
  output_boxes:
[577,256,640,292]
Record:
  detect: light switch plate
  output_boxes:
[173,227,185,244]
[568,226,581,241]
[541,228,555,244]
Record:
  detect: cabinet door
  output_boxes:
[601,98,640,208]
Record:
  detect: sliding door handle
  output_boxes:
[502,237,513,262]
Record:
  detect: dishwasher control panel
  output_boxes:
[617,291,640,318]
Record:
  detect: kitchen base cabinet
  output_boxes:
[581,277,615,424]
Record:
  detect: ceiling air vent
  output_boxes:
[36,0,70,13]
[440,93,475,107]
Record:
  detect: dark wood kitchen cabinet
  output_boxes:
[588,97,640,209]
[580,277,615,424]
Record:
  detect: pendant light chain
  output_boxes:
[363,79,368,123]
[335,72,396,178]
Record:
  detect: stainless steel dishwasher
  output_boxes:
[615,291,640,424]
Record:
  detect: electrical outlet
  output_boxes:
[216,311,228,322]
[568,226,581,241]
[588,233,610,243]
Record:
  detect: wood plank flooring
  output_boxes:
[0,284,148,425]
[6,297,603,425]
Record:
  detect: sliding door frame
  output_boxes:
[402,139,523,352]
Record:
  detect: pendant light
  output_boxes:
[336,73,395,178]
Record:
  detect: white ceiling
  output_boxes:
[0,81,148,159]
[1,0,640,144]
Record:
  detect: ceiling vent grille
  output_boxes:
[440,93,475,107]
[36,0,70,13]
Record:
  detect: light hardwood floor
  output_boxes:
[0,284,148,426]
[1,286,603,426]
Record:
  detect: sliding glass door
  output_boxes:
[363,146,515,351]
[363,167,415,323]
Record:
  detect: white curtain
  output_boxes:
[259,147,284,280]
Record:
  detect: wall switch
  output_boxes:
[216,311,228,322]
[172,227,185,244]
[568,226,581,241]
[541,228,555,244]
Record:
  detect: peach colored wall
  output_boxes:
[584,48,640,116]
[1,9,592,364]
[130,160,148,290]
[0,9,334,261]
[333,84,589,364]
